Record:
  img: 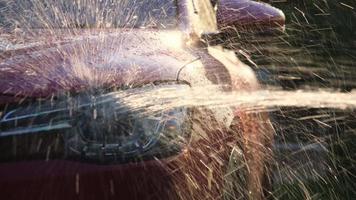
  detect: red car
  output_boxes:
[0,0,284,199]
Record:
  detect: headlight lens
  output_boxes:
[0,83,192,163]
[69,84,192,162]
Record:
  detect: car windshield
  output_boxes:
[0,0,177,29]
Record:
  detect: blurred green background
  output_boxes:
[235,0,356,90]
[243,1,356,199]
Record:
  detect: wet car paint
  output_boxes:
[0,0,285,199]
[217,0,285,31]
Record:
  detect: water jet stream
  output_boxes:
[107,86,356,114]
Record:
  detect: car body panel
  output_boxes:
[0,0,282,199]
[217,0,285,31]
[0,159,177,200]
[0,30,196,102]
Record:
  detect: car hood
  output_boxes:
[0,29,197,102]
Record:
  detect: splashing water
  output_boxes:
[0,0,355,200]
[109,85,356,114]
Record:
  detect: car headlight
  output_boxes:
[0,83,192,163]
